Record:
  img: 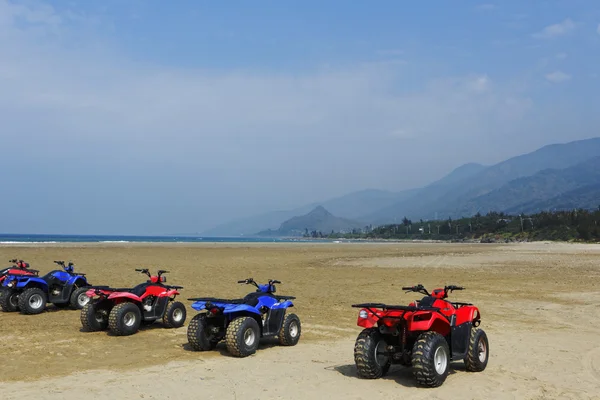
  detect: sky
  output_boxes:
[1,0,600,235]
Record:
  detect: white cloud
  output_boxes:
[376,49,404,56]
[0,2,533,156]
[532,18,576,39]
[389,128,415,138]
[545,71,572,83]
[468,74,491,92]
[476,4,496,11]
[0,0,549,227]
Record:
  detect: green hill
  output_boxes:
[256,206,364,237]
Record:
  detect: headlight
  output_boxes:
[8,282,15,288]
[359,310,368,319]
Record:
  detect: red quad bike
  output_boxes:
[0,259,38,285]
[0,259,39,306]
[80,268,187,336]
[352,284,489,388]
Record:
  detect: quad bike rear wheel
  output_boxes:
[225,316,260,357]
[81,301,111,331]
[163,301,187,328]
[18,288,47,315]
[411,331,450,388]
[70,287,91,309]
[278,313,301,346]
[187,314,221,351]
[354,328,391,379]
[108,302,142,336]
[0,288,19,312]
[465,327,489,372]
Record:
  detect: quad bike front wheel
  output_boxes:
[278,313,301,346]
[18,288,47,315]
[465,327,489,372]
[187,314,221,351]
[108,302,142,336]
[81,301,111,331]
[411,331,450,388]
[70,287,91,309]
[163,301,187,328]
[0,288,19,312]
[354,328,391,379]
[225,316,260,357]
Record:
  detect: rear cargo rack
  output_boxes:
[352,303,440,312]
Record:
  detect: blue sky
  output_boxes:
[1,0,599,234]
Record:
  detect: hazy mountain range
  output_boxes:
[202,137,600,237]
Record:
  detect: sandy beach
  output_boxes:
[1,241,600,399]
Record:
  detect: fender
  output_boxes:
[67,275,88,287]
[190,300,233,311]
[107,292,143,302]
[191,300,209,311]
[456,305,480,326]
[408,311,451,335]
[50,271,72,282]
[356,308,382,329]
[139,285,171,299]
[1,275,16,287]
[14,277,48,291]
[271,300,294,310]
[86,287,114,298]
[222,304,262,316]
[158,289,180,298]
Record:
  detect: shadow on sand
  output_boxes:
[326,362,462,388]
[181,337,281,357]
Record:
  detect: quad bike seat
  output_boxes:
[243,292,276,307]
[242,292,295,307]
[130,282,155,297]
[417,296,436,308]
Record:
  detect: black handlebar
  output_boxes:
[135,268,151,277]
[402,284,465,296]
[238,278,259,288]
[238,278,282,287]
[403,284,429,295]
[54,260,74,269]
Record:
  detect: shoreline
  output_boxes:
[0,238,593,246]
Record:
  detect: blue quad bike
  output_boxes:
[187,278,301,357]
[1,260,92,314]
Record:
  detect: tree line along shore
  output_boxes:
[300,209,600,243]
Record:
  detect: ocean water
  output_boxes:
[0,233,326,244]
